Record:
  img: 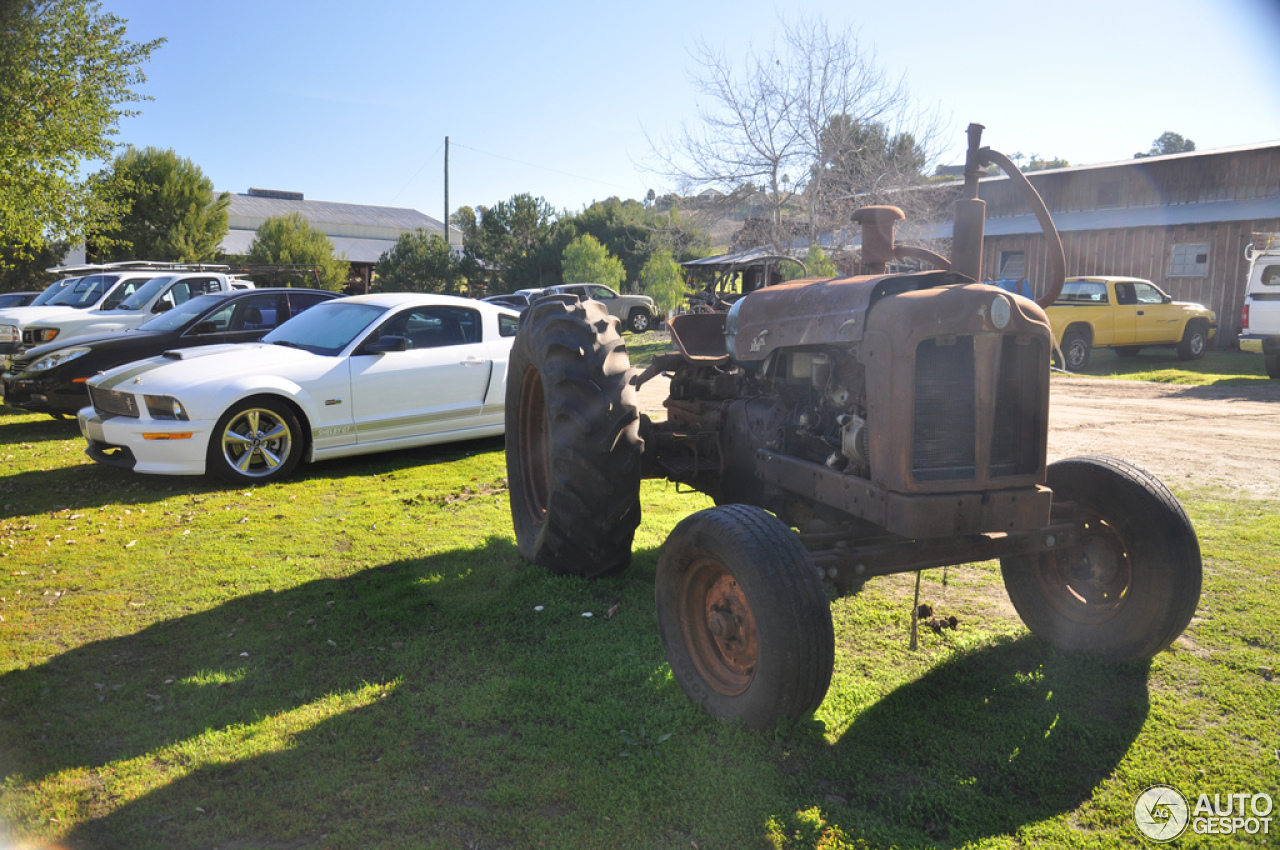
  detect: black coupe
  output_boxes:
[2,287,338,417]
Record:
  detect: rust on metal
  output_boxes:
[681,557,757,696]
[727,269,969,362]
[756,448,1052,538]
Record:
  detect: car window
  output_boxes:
[101,275,156,310]
[29,278,78,306]
[231,294,282,331]
[1113,282,1136,305]
[155,278,221,312]
[588,285,616,300]
[499,314,519,337]
[190,301,238,334]
[264,301,387,356]
[375,306,482,349]
[1261,264,1280,286]
[48,274,114,308]
[1058,281,1108,303]
[113,276,178,311]
[1133,282,1165,304]
[143,294,225,333]
[285,292,336,319]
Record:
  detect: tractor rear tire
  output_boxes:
[1000,455,1201,662]
[505,296,643,578]
[656,504,834,730]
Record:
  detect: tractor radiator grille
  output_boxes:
[912,336,975,480]
[912,333,1045,483]
[991,335,1045,477]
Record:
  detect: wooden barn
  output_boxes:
[916,142,1280,345]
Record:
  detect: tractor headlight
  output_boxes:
[144,394,189,421]
[25,346,91,373]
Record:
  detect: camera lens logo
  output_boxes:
[1134,784,1190,842]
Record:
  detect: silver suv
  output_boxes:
[544,283,656,333]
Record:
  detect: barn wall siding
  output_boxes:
[926,144,1280,348]
[979,218,1280,342]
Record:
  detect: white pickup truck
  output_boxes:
[6,264,252,354]
[1240,234,1280,379]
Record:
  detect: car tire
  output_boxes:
[1176,322,1208,361]
[505,296,643,578]
[207,396,304,485]
[1266,353,1280,380]
[1060,330,1091,371]
[627,309,651,334]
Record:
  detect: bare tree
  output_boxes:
[648,13,944,253]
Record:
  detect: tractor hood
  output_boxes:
[725,270,973,362]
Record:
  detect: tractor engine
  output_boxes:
[642,269,1055,541]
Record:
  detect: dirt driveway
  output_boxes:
[635,373,1280,500]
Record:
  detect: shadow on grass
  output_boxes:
[807,638,1150,847]
[0,434,508,521]
[2,536,1151,849]
[0,407,82,443]
[2,537,666,848]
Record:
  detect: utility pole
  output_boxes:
[443,136,450,247]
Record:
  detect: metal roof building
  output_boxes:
[220,188,460,291]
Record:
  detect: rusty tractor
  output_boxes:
[504,125,1202,730]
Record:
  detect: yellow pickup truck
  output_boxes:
[1046,276,1217,371]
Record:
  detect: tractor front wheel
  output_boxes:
[1000,455,1201,661]
[656,505,834,729]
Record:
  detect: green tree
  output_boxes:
[1135,132,1196,158]
[561,234,625,289]
[246,213,349,291]
[464,194,573,291]
[0,242,69,292]
[0,0,163,264]
[638,249,686,315]
[97,147,230,262]
[376,230,464,294]
[783,245,838,281]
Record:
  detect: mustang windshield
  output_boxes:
[262,301,387,356]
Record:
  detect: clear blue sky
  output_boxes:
[101,0,1280,226]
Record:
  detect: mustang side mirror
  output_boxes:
[362,335,408,354]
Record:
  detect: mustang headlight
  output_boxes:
[144,394,190,421]
[25,346,91,373]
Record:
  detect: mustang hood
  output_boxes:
[90,343,318,395]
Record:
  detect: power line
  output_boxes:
[388,140,445,205]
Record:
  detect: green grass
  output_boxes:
[0,408,1276,849]
[1064,348,1272,386]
